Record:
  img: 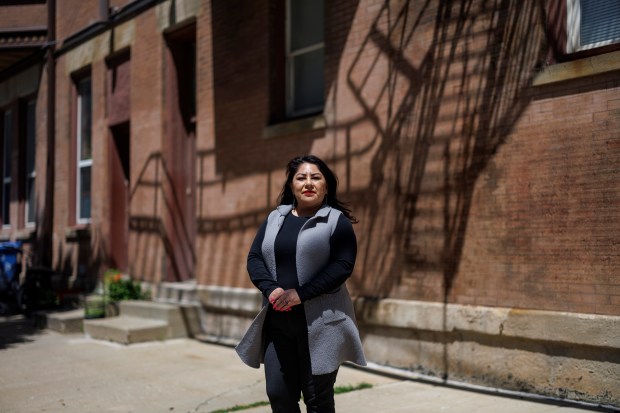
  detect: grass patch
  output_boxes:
[209,400,270,413]
[208,383,373,413]
[334,382,373,394]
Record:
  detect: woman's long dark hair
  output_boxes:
[277,155,358,223]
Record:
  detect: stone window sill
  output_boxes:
[14,228,36,242]
[533,50,620,86]
[262,114,326,140]
[65,225,91,241]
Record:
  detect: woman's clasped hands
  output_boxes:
[268,287,301,312]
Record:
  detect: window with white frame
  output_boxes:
[76,77,92,223]
[567,0,620,53]
[25,100,36,226]
[286,0,324,117]
[2,110,12,227]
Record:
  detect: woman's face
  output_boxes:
[290,162,327,212]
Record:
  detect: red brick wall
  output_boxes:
[110,0,133,11]
[56,0,99,43]
[126,10,166,282]
[41,0,619,315]
[0,3,47,29]
[195,0,620,316]
[460,76,620,314]
[49,1,190,282]
[345,1,619,315]
[52,55,72,273]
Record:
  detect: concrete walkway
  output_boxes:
[0,315,615,413]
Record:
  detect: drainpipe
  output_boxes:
[99,0,109,21]
[42,0,56,268]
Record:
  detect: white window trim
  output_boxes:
[25,171,36,227]
[25,100,36,227]
[76,80,92,225]
[285,0,325,118]
[566,0,620,53]
[2,110,12,229]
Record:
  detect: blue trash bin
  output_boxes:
[0,241,23,284]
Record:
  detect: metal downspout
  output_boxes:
[42,0,56,267]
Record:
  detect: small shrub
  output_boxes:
[103,269,150,302]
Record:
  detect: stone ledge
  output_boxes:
[196,285,263,316]
[502,308,619,348]
[119,300,188,339]
[147,283,620,349]
[533,50,620,86]
[45,309,84,334]
[143,284,619,406]
[355,298,620,349]
[262,114,326,139]
[156,281,198,303]
[84,316,168,344]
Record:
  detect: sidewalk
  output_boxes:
[0,315,615,413]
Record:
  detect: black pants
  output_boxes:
[263,306,339,413]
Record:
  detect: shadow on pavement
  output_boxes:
[0,315,44,350]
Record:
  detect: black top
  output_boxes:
[247,212,357,303]
[274,214,308,291]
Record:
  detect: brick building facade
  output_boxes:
[1,0,619,407]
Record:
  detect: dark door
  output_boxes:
[164,25,196,281]
[109,122,130,271]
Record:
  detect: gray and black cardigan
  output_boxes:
[235,204,367,375]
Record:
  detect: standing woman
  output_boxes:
[236,155,366,413]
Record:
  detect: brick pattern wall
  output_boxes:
[339,1,620,315]
[0,3,47,29]
[56,0,100,43]
[461,76,620,314]
[38,0,619,315]
[125,11,165,282]
[52,54,72,273]
[195,0,620,315]
[339,0,548,301]
[110,0,133,11]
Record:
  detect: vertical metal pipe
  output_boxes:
[99,0,109,21]
[42,0,56,267]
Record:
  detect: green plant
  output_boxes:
[334,382,373,394]
[209,401,270,413]
[84,294,106,319]
[84,303,105,319]
[103,269,150,302]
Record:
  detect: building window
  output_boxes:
[25,100,36,226]
[286,0,324,117]
[76,77,92,223]
[566,0,620,53]
[2,110,12,228]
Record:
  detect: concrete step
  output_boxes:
[45,309,84,334]
[118,300,188,339]
[84,316,168,344]
[156,281,198,303]
[81,300,191,345]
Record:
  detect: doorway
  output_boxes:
[164,24,196,281]
[106,51,131,272]
[109,122,130,271]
